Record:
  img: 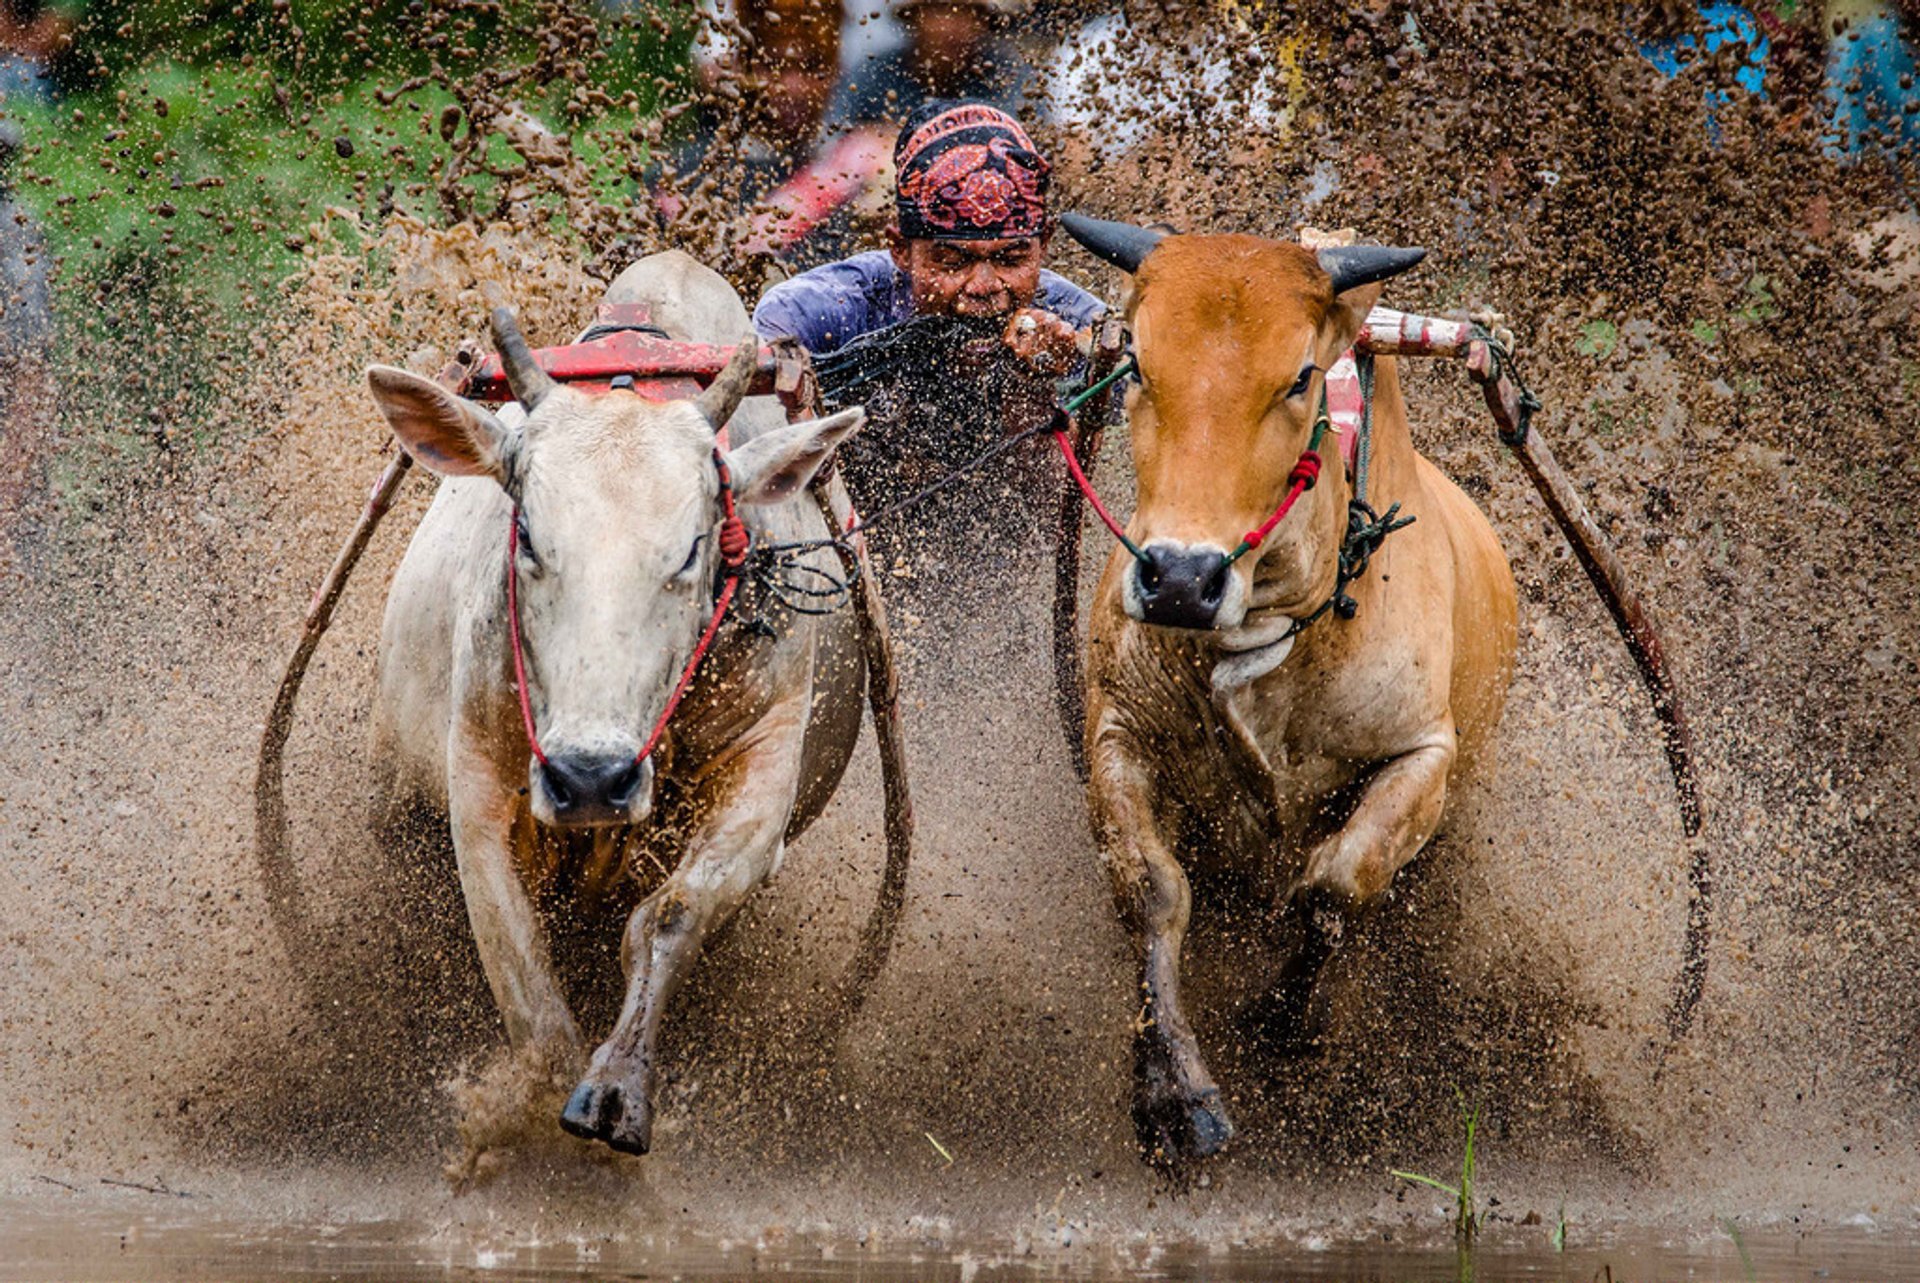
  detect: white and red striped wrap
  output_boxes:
[1355,306,1477,357]
[1322,306,1530,459]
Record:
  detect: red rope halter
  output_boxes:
[1050,363,1331,567]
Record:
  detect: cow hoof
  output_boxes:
[1133,1084,1235,1169]
[559,1079,653,1155]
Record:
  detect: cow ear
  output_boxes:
[1315,280,1387,370]
[726,407,866,506]
[366,365,517,485]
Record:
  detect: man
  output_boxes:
[653,0,856,263]
[753,99,1109,574]
[753,99,1103,374]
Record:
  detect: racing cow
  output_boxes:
[1062,216,1519,1168]
[366,251,867,1155]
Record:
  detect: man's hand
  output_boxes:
[1003,308,1083,376]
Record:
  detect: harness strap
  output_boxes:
[508,448,752,773]
[1223,392,1333,566]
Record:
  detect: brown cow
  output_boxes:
[1062,215,1519,1168]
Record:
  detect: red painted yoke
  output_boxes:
[464,303,814,416]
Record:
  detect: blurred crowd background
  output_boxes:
[0,0,1913,517]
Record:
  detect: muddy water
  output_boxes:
[3,0,1919,1272]
[1,1198,1915,1282]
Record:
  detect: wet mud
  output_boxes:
[1,0,1916,1261]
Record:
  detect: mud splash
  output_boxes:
[2,0,1916,1260]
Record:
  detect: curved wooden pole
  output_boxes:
[1452,337,1711,1040]
[808,467,915,1021]
[1052,317,1130,783]
[1499,415,1710,1039]
[777,349,915,1028]
[252,347,473,981]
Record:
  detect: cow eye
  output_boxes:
[1286,365,1317,400]
[514,511,542,569]
[671,532,706,584]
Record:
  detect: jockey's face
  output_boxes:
[890,230,1050,319]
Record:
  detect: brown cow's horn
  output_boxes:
[1060,212,1167,273]
[1317,246,1428,295]
[489,306,557,410]
[695,332,758,431]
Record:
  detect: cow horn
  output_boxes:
[695,332,759,431]
[1316,246,1428,295]
[1060,212,1168,274]
[489,306,557,410]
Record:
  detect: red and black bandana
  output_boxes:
[893,102,1051,241]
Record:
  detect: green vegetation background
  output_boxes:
[6,1,693,299]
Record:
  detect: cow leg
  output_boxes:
[560,730,799,1155]
[1090,734,1234,1169]
[1256,732,1456,1049]
[448,736,582,1055]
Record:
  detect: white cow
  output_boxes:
[367,251,868,1154]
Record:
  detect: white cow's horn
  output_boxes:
[1316,246,1428,295]
[695,332,758,431]
[1060,212,1168,274]
[490,306,557,410]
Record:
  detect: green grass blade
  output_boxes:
[1719,1215,1757,1282]
[1391,1169,1462,1199]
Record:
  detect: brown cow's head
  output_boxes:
[1063,214,1422,633]
[367,308,863,829]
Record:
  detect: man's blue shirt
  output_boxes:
[753,250,1107,353]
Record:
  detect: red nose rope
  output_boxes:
[1049,357,1331,565]
[508,449,753,771]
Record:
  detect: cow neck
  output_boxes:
[505,447,753,772]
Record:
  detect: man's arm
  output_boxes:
[1035,270,1111,331]
[751,251,902,353]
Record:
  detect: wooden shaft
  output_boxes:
[1052,416,1102,783]
[253,349,472,970]
[809,465,914,1016]
[1052,316,1130,782]
[1500,411,1701,838]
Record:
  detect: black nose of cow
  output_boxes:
[1134,545,1233,630]
[539,753,648,824]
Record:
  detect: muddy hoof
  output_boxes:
[559,1079,652,1155]
[1133,1084,1234,1169]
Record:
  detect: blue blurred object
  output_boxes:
[1641,2,1772,130]
[1825,8,1920,160]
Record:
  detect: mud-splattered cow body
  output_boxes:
[367,251,866,1155]
[1065,218,1519,1168]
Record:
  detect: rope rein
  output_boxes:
[507,448,753,769]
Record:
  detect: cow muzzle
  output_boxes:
[531,751,654,828]
[1127,541,1247,631]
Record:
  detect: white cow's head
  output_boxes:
[368,308,863,829]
